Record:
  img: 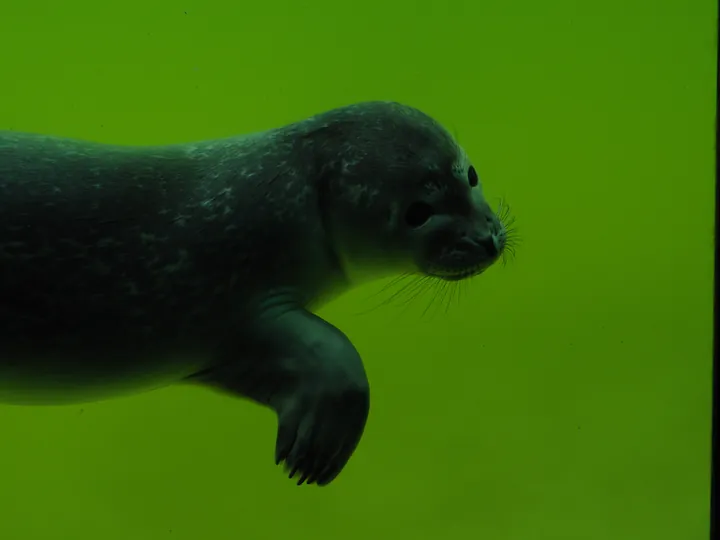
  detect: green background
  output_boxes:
[0,1,715,539]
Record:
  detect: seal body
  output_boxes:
[0,130,344,402]
[0,102,509,485]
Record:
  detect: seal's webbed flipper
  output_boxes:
[188,308,370,486]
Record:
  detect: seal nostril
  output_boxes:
[479,236,498,258]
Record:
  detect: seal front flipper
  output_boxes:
[188,307,370,486]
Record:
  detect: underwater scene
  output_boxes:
[0,1,715,539]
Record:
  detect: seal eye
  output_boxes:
[468,166,479,188]
[405,202,434,228]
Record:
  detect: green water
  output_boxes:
[0,1,715,539]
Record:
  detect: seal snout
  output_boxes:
[458,230,503,266]
[454,234,498,261]
[459,208,505,260]
[475,234,501,260]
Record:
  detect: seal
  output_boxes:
[0,101,511,485]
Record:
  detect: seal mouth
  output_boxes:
[421,234,504,282]
[425,263,490,281]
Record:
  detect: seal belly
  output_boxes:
[0,345,209,405]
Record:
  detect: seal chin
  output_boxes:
[425,264,489,281]
[418,231,506,281]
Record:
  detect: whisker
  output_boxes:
[394,278,432,309]
[420,279,443,319]
[433,280,451,317]
[494,197,519,264]
[355,196,517,318]
[355,275,417,315]
[367,273,413,297]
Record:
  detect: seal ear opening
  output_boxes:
[405,202,434,228]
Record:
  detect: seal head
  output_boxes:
[309,102,507,286]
